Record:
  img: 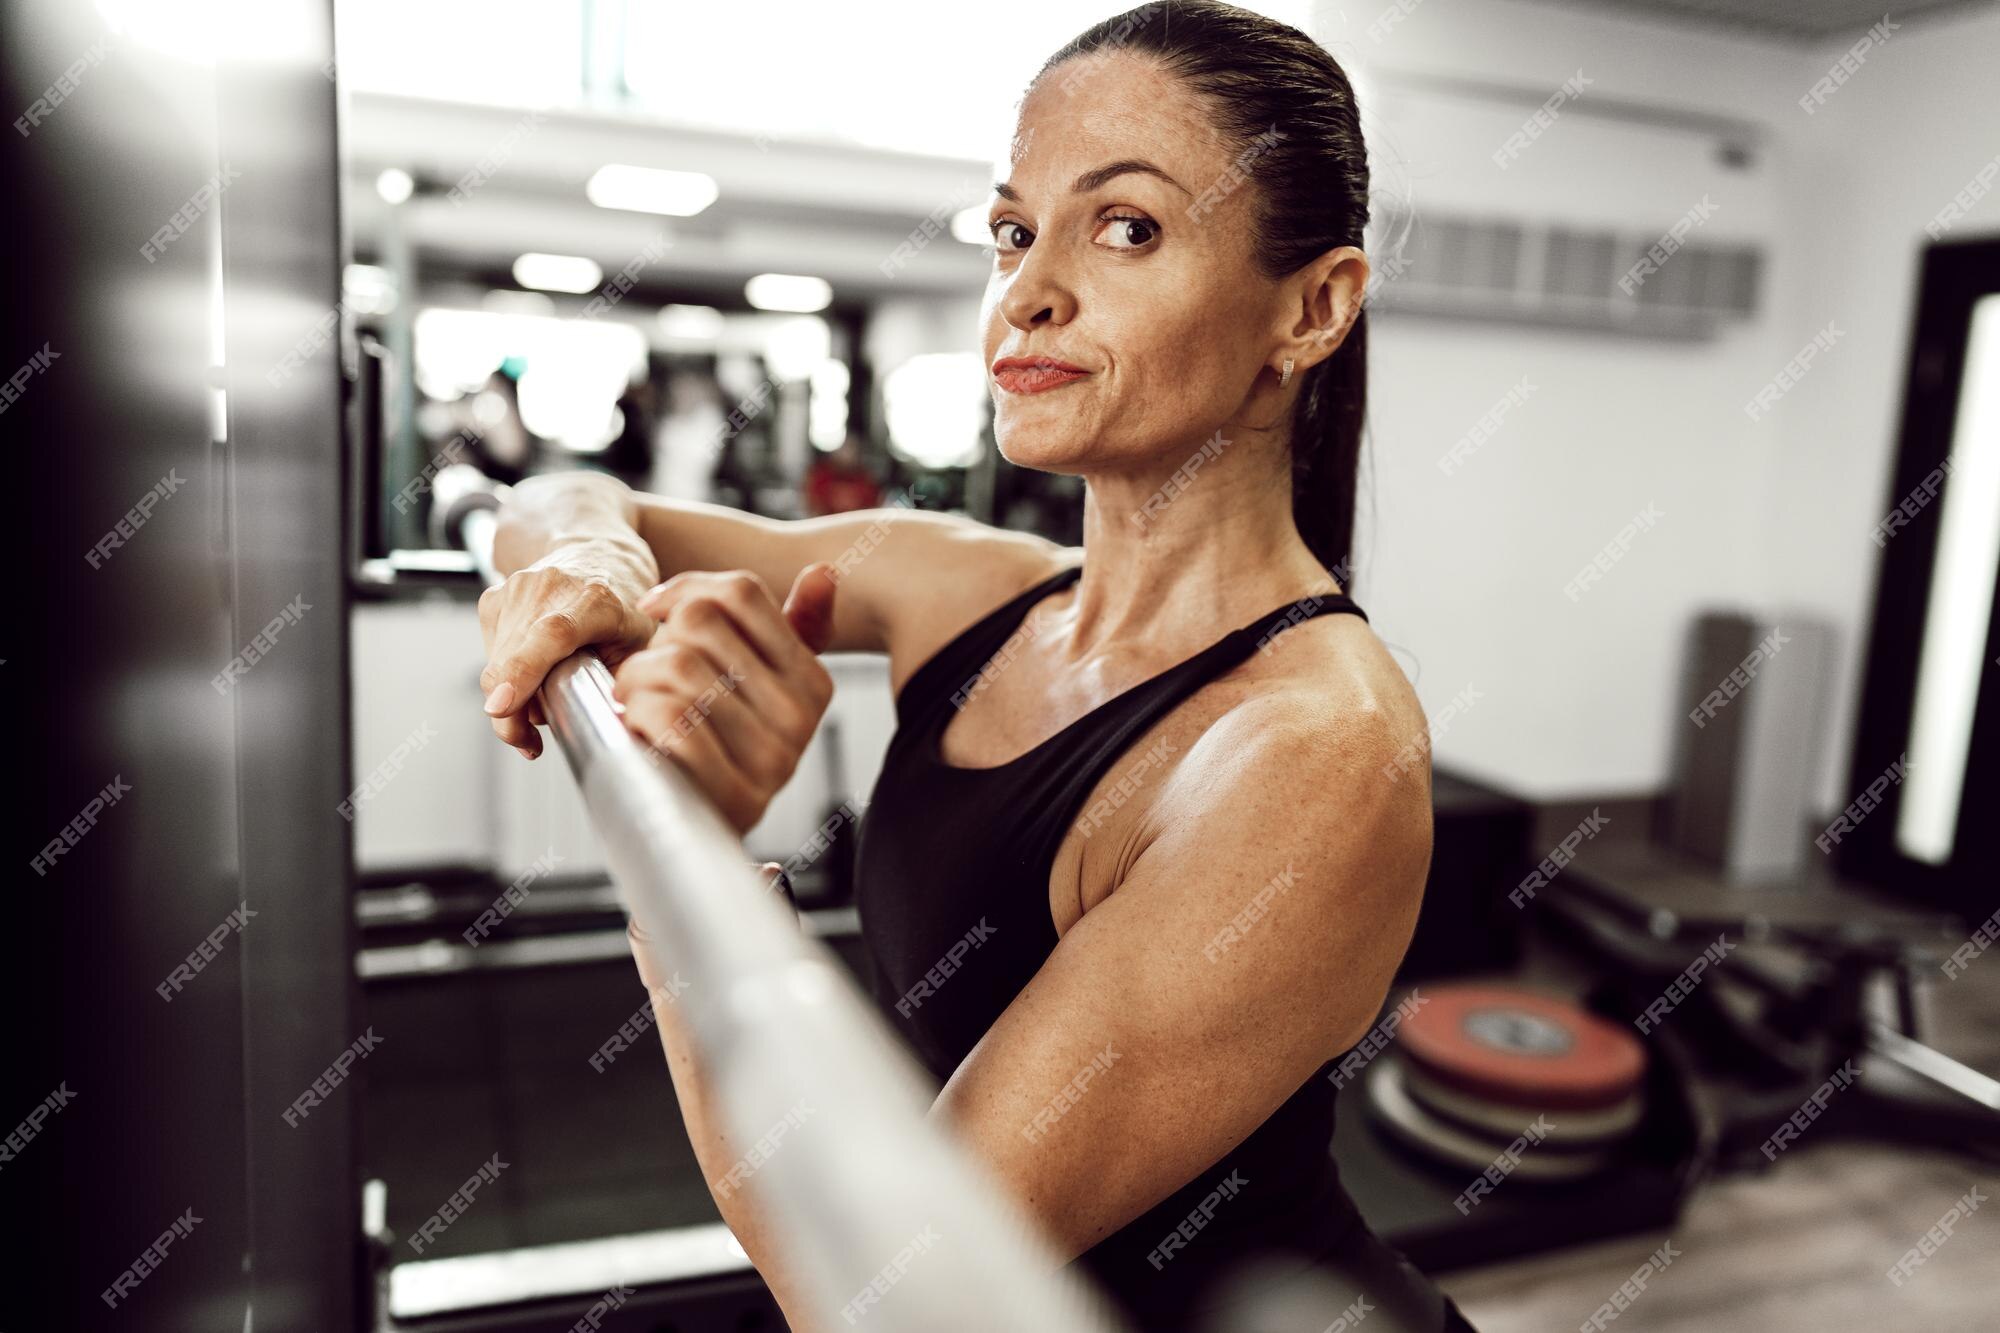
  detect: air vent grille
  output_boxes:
[1370,211,1762,337]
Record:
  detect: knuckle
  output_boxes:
[674,596,724,630]
[651,640,701,679]
[537,608,582,644]
[628,710,674,751]
[746,735,797,787]
[720,570,767,604]
[768,697,814,742]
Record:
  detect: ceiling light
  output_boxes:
[745,273,831,313]
[586,164,719,217]
[512,253,604,294]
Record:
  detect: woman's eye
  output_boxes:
[989,220,1031,252]
[1096,214,1157,249]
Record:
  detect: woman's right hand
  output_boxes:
[477,560,658,759]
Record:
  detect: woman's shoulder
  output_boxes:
[1201,606,1431,792]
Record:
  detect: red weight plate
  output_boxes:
[1396,985,1646,1111]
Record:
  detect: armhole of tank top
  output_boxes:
[891,560,1082,723]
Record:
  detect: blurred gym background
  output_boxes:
[9,1,1998,1330]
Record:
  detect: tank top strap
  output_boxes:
[893,562,1085,726]
[1014,588,1369,855]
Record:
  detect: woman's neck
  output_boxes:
[1054,447,1342,662]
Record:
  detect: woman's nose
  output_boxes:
[998,245,1079,329]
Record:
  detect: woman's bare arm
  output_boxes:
[929,686,1433,1262]
[493,471,1067,655]
[478,471,1081,1328]
[627,681,1431,1332]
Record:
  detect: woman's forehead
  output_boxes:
[1007,72,1225,193]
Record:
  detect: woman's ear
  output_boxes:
[1288,245,1370,372]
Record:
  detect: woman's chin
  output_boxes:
[995,429,1090,473]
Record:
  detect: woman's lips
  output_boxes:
[994,366,1090,394]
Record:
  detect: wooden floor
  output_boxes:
[1435,841,2000,1332]
[1439,1140,1997,1331]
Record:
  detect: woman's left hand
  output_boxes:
[612,565,838,837]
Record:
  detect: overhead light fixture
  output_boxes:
[512,253,604,294]
[376,167,415,204]
[586,164,719,217]
[745,273,831,313]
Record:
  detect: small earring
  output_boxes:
[1279,358,1294,388]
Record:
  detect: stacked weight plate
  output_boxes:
[1366,985,1648,1180]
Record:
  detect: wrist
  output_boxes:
[533,540,656,603]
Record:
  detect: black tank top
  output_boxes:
[852,563,1450,1331]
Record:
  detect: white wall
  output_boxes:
[1314,0,2000,816]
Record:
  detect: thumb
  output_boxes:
[782,562,838,654]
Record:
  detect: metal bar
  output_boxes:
[463,508,1126,1331]
[1869,1022,2000,1113]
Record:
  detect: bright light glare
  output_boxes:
[950,206,993,246]
[98,0,321,64]
[342,264,397,316]
[615,1,1314,158]
[412,307,644,454]
[763,316,831,382]
[810,359,851,450]
[1895,293,2000,865]
[328,0,583,106]
[746,273,832,313]
[659,304,725,341]
[586,164,719,217]
[512,253,604,294]
[481,289,557,318]
[883,353,985,470]
[376,168,415,204]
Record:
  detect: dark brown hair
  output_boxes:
[1034,0,1370,581]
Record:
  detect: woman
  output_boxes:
[478,4,1474,1329]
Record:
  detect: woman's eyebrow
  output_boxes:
[991,158,1192,204]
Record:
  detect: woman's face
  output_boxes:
[981,52,1286,475]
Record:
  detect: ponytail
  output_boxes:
[1291,308,1366,585]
